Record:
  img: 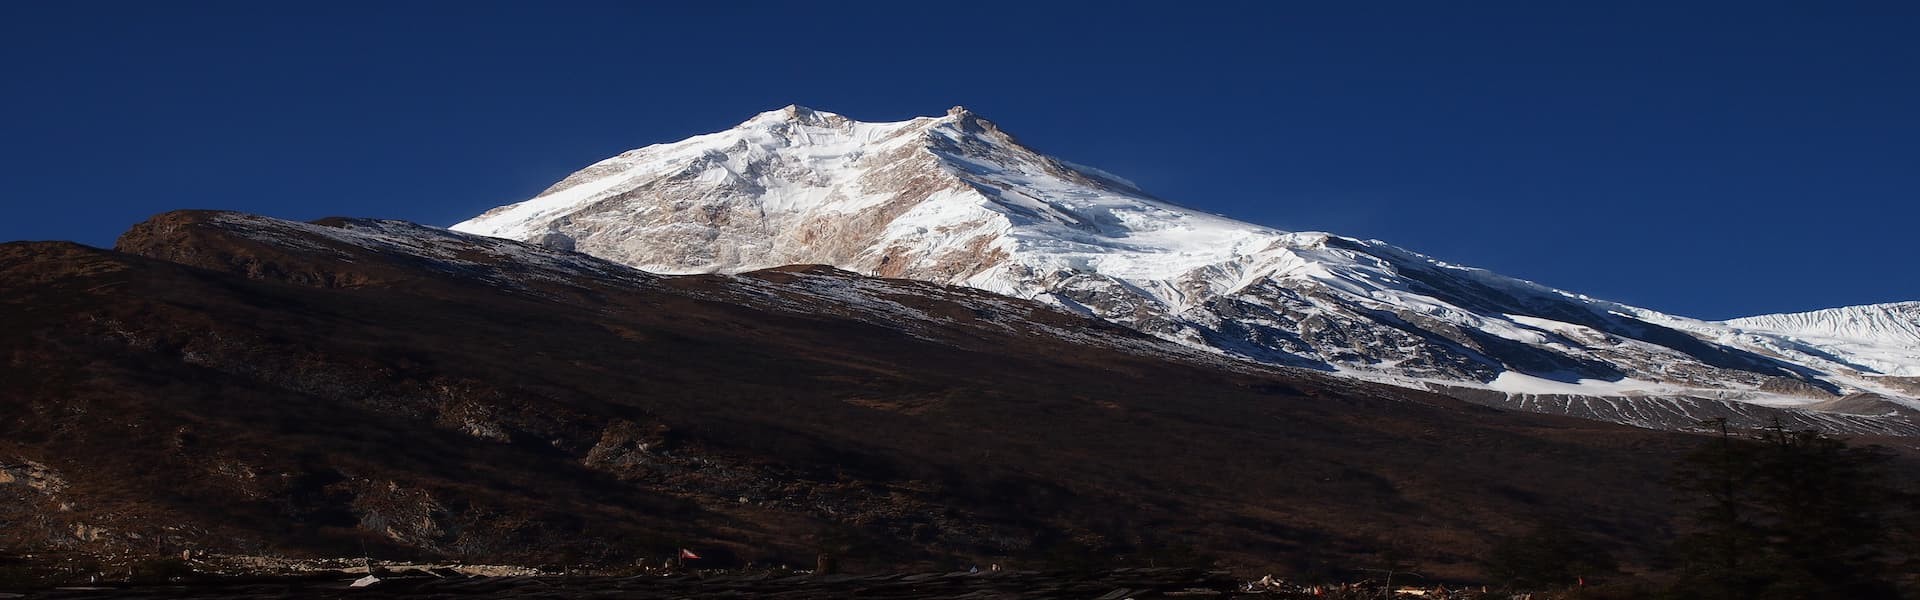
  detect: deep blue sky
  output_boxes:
[3,2,1915,319]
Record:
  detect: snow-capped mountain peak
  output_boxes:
[454,106,1286,290]
[453,106,1920,429]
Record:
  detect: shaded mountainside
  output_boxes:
[0,210,1776,579]
[450,106,1920,429]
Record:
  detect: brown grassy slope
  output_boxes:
[1,211,1707,579]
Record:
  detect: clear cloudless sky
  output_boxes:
[2,1,1916,319]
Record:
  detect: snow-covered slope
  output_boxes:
[1718,302,1920,379]
[453,106,1920,428]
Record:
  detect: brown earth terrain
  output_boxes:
[0,567,1342,600]
[0,210,1812,584]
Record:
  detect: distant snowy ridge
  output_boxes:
[453,106,1920,427]
[1726,302,1920,347]
[1717,302,1920,378]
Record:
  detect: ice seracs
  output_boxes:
[453,106,1920,428]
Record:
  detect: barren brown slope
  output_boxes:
[3,210,1706,579]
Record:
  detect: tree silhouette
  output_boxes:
[1666,418,1913,599]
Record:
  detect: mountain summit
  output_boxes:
[454,104,1194,281]
[454,107,1920,429]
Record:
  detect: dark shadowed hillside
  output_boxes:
[2,210,1722,580]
